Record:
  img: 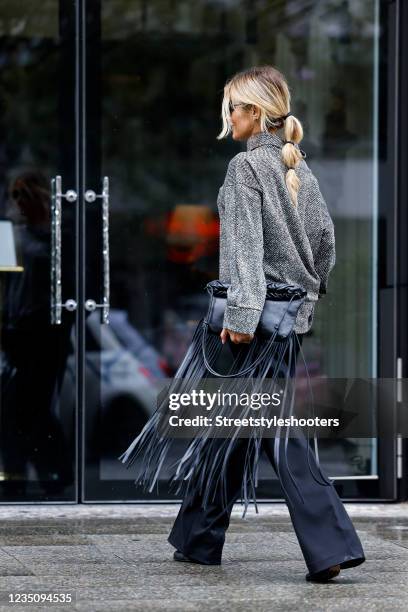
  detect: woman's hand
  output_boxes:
[220,328,254,344]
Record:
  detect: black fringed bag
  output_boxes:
[119,278,332,517]
[201,279,307,377]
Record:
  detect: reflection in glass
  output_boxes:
[0,3,76,501]
[86,0,379,499]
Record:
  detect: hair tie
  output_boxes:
[270,111,293,126]
[283,140,295,146]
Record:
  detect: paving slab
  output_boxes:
[0,504,405,610]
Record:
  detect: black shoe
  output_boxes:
[173,550,202,564]
[173,550,221,565]
[306,564,341,583]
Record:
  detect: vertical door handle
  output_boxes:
[50,176,78,324]
[84,177,110,324]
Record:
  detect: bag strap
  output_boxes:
[201,294,297,377]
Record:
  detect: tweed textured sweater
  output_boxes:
[217,130,336,335]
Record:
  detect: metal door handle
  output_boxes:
[84,177,110,324]
[50,176,78,324]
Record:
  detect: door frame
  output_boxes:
[77,0,401,503]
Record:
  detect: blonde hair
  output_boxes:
[216,65,304,207]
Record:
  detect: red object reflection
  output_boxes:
[165,204,219,263]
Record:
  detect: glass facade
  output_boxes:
[0,1,77,501]
[0,0,401,503]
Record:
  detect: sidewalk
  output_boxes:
[0,503,407,611]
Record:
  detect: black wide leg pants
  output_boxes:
[168,333,366,573]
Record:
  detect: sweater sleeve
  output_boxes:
[312,178,336,298]
[222,156,267,334]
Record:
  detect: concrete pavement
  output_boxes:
[0,503,406,611]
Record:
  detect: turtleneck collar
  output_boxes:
[246,130,284,152]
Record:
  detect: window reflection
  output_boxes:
[94,0,379,495]
[0,2,76,501]
[1,172,75,499]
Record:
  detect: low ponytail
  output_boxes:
[281,114,304,207]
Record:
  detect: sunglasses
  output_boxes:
[228,101,246,113]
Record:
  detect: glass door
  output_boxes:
[0,1,78,501]
[0,0,397,505]
[82,0,397,501]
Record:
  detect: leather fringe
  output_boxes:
[119,318,332,518]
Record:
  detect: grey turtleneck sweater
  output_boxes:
[217,130,336,335]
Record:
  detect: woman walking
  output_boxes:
[122,65,366,582]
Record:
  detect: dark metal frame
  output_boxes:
[396,0,408,501]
